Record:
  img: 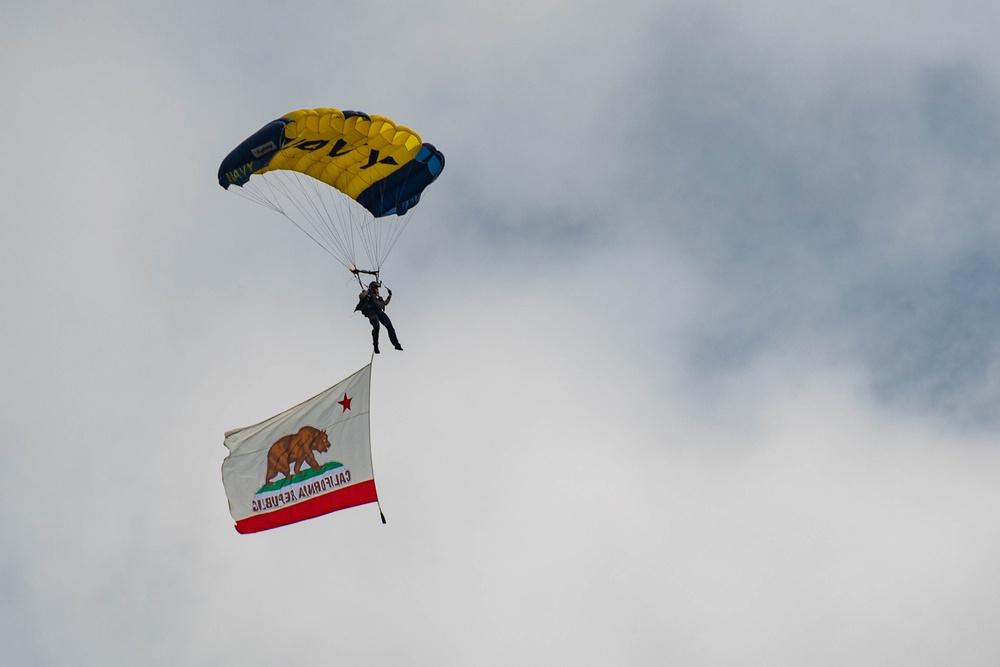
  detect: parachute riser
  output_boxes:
[350,267,381,289]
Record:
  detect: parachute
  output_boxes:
[218,108,445,276]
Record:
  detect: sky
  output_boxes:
[3,0,1000,664]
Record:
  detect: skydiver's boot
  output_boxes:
[372,330,380,354]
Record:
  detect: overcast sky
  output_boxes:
[4,1,1000,665]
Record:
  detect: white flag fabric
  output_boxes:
[222,364,377,533]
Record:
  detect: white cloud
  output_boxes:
[4,1,1000,665]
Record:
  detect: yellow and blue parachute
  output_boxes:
[218,108,445,272]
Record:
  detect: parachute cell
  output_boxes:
[218,108,445,272]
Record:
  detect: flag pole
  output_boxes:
[368,352,387,524]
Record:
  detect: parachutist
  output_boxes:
[356,282,402,354]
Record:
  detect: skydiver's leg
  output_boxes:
[369,315,381,353]
[379,312,402,350]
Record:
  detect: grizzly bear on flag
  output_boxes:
[264,426,331,485]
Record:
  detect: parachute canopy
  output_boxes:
[218,108,445,271]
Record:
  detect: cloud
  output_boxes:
[595,6,1000,427]
[4,1,1000,665]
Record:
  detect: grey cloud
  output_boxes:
[610,18,1000,426]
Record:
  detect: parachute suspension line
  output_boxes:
[296,171,359,269]
[231,181,338,262]
[269,171,356,270]
[352,176,415,273]
[373,149,424,266]
[279,172,338,250]
[330,179,367,269]
[236,177,343,267]
[381,208,413,265]
[353,169,387,272]
[229,180,286,216]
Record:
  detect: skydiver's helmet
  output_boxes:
[368,281,380,291]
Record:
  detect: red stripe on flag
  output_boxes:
[234,480,379,534]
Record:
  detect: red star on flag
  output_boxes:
[338,393,352,412]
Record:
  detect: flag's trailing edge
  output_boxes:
[221,363,377,534]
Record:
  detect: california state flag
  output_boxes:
[222,364,379,533]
